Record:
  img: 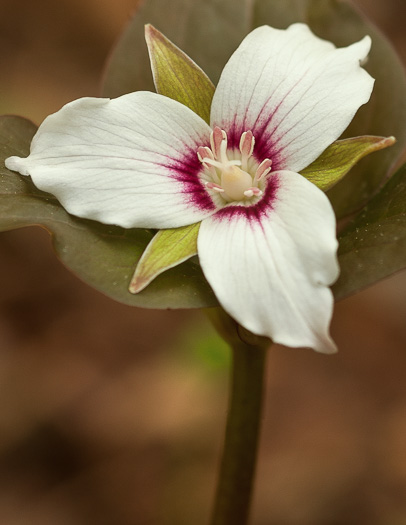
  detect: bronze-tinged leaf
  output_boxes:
[102,0,252,98]
[334,164,406,300]
[253,0,406,219]
[104,0,406,220]
[0,116,217,309]
[2,0,405,310]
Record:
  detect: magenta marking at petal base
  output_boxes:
[167,145,216,212]
[196,127,278,205]
[214,174,280,223]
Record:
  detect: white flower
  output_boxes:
[6,24,374,353]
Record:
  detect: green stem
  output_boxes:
[208,309,269,525]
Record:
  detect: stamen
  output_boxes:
[244,187,263,198]
[205,182,225,193]
[210,127,227,161]
[239,131,255,158]
[254,158,272,182]
[197,146,220,183]
[219,137,228,164]
[198,129,269,203]
[239,130,255,171]
[197,146,214,163]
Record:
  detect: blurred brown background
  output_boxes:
[0,1,405,524]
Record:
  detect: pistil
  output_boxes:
[221,165,254,201]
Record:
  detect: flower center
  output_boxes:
[197,127,272,204]
[220,165,253,201]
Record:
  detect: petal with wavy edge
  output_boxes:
[211,24,374,173]
[6,92,215,229]
[198,171,339,353]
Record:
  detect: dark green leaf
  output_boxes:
[334,164,406,300]
[2,0,405,310]
[102,0,252,97]
[252,0,406,218]
[0,116,217,309]
[103,0,406,220]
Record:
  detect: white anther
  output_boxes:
[254,158,272,182]
[243,187,263,198]
[210,127,228,161]
[206,182,225,193]
[197,146,214,163]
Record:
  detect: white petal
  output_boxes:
[6,92,215,228]
[211,24,374,172]
[198,171,339,353]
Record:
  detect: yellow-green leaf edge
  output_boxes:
[301,135,396,191]
[132,25,216,294]
[130,223,200,294]
[145,24,215,124]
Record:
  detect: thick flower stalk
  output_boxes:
[6,24,374,353]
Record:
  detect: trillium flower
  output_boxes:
[5,24,374,353]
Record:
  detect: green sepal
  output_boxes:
[301,135,396,192]
[334,163,406,300]
[141,25,212,287]
[129,222,200,294]
[145,24,215,124]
